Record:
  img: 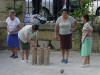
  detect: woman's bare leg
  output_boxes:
[21,50,24,60]
[9,47,15,55]
[26,50,30,60]
[14,47,18,56]
[61,49,65,60]
[83,56,88,65]
[65,49,70,60]
[87,56,90,64]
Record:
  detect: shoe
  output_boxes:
[64,59,68,64]
[13,56,18,59]
[21,60,26,63]
[81,64,89,68]
[10,54,15,58]
[61,59,65,63]
[26,60,31,63]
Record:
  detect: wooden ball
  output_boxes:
[60,69,64,74]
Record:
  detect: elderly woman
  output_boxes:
[55,9,77,64]
[81,14,93,67]
[6,10,21,58]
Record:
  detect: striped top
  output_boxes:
[82,22,93,43]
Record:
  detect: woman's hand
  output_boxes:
[32,44,36,47]
[54,24,59,40]
[71,21,77,32]
[9,25,22,34]
[8,30,15,34]
[86,32,91,37]
[31,44,37,50]
[70,28,75,32]
[86,27,93,37]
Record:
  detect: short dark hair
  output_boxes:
[61,9,67,13]
[83,14,89,22]
[32,25,39,30]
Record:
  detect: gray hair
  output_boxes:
[9,10,15,15]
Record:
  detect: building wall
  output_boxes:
[0,23,100,53]
[0,0,25,21]
[0,0,10,21]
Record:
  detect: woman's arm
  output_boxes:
[33,36,37,47]
[16,24,22,31]
[86,25,93,37]
[74,21,78,28]
[54,24,59,40]
[24,32,30,43]
[7,25,11,33]
[31,35,37,51]
[89,27,93,32]
[12,24,22,33]
[71,21,78,32]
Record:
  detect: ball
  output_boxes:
[60,69,64,74]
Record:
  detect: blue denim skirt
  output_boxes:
[7,33,19,47]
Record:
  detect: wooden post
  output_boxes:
[37,48,44,65]
[44,47,50,65]
[32,47,37,65]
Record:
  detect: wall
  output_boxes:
[0,23,100,53]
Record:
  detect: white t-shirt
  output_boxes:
[56,16,76,35]
[18,25,37,43]
[6,17,20,34]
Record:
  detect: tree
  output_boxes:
[71,0,93,20]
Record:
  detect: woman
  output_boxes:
[18,25,39,63]
[6,10,21,58]
[54,9,77,64]
[81,14,93,67]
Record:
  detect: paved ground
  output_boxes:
[0,50,100,75]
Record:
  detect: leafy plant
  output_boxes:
[70,0,93,46]
[6,3,23,16]
[70,0,93,20]
[6,4,12,11]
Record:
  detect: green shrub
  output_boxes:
[6,3,23,16]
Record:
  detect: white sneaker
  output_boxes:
[21,60,26,63]
[81,64,90,68]
[25,60,31,63]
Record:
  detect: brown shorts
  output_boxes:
[60,34,72,50]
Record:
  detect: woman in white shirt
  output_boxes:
[55,9,77,64]
[6,10,21,58]
[18,25,39,63]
